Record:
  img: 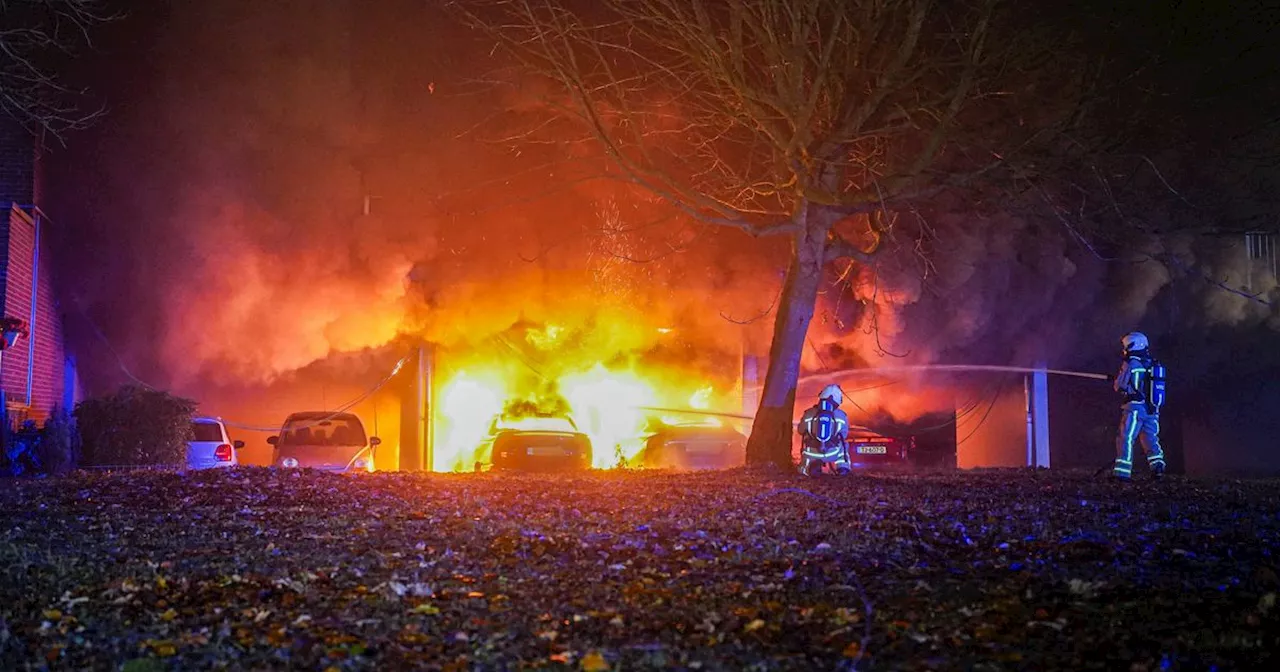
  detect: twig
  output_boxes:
[719,283,782,325]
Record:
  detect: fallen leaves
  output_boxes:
[580,649,610,670]
[0,468,1277,669]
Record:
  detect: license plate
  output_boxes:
[682,443,722,454]
[856,445,888,455]
[527,446,566,456]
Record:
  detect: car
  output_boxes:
[187,417,243,470]
[267,411,381,473]
[845,424,915,469]
[632,420,746,470]
[479,415,592,472]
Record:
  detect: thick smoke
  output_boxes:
[49,0,789,404]
[810,206,1277,374]
[47,0,1278,458]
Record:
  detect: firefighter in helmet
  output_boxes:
[797,384,851,476]
[1112,331,1167,480]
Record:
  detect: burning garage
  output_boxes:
[394,313,753,473]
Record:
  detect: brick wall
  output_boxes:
[1,206,65,423]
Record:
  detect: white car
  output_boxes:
[187,417,243,470]
[267,411,380,473]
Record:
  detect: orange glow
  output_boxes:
[432,314,742,472]
[436,362,738,471]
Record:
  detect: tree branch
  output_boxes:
[0,0,119,138]
[824,231,876,265]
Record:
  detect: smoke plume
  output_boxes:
[46,0,1278,448]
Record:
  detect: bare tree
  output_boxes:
[453,0,1095,465]
[0,0,116,137]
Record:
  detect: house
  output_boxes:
[0,116,77,428]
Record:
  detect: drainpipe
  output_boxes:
[1024,374,1034,467]
[26,211,41,408]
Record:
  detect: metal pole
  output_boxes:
[415,344,426,471]
[398,349,420,471]
[26,213,39,407]
[1,352,6,460]
[423,344,435,473]
[1031,366,1051,468]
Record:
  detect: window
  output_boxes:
[190,422,224,442]
[280,414,367,446]
[1245,232,1277,290]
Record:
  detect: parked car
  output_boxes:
[267,411,381,473]
[845,424,914,469]
[632,421,747,470]
[479,415,592,472]
[187,417,243,470]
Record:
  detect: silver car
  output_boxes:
[267,411,381,473]
[187,417,242,470]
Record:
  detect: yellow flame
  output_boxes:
[560,364,657,468]
[436,371,506,472]
[431,326,741,472]
[525,324,564,350]
[436,364,736,471]
[660,387,719,424]
[496,416,577,433]
[689,386,712,409]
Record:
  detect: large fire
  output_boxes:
[433,321,742,471]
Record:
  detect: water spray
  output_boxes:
[635,365,1108,424]
[636,406,755,421]
[795,364,1110,387]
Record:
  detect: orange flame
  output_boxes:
[432,319,742,472]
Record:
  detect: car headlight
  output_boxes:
[282,457,299,468]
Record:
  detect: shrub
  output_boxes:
[38,406,81,475]
[75,386,197,467]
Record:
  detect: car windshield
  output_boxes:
[279,414,367,447]
[190,422,223,442]
[491,415,577,433]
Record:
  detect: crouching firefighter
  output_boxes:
[1112,331,1167,480]
[798,384,851,476]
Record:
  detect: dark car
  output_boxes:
[845,424,914,469]
[268,411,382,473]
[633,421,747,470]
[480,415,592,472]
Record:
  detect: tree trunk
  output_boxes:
[744,211,830,466]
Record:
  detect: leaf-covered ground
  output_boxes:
[1,468,1278,670]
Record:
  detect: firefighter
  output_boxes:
[1112,331,1167,480]
[797,384,851,476]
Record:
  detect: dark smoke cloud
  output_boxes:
[44,0,1278,459]
[47,0,785,408]
[813,210,1276,371]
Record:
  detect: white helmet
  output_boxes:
[1121,331,1149,352]
[818,384,844,406]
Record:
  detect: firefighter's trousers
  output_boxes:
[800,442,850,476]
[1114,403,1165,479]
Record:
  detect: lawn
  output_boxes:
[1,468,1277,670]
